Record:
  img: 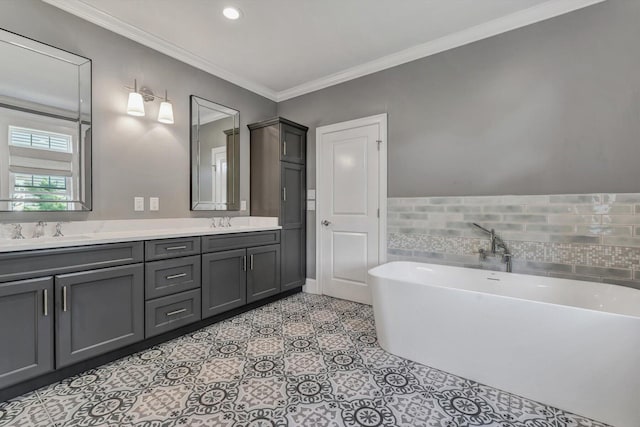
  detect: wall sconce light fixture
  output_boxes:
[126,79,145,117]
[126,79,174,124]
[157,91,174,124]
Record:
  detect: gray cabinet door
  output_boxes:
[0,277,53,388]
[247,244,281,303]
[55,264,144,368]
[281,228,305,290]
[281,123,306,164]
[202,249,247,318]
[281,162,305,227]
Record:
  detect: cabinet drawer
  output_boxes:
[0,242,143,283]
[145,237,201,261]
[145,289,201,338]
[202,230,280,253]
[145,255,201,300]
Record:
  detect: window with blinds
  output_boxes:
[6,127,74,211]
[9,126,72,152]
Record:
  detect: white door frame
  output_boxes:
[315,113,387,295]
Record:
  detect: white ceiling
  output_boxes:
[44,0,605,101]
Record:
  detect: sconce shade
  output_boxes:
[127,92,145,116]
[158,100,174,124]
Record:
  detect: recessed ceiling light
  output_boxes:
[223,7,241,20]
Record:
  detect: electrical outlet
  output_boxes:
[149,197,159,211]
[240,200,247,211]
[134,197,144,211]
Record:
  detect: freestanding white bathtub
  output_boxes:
[368,261,640,427]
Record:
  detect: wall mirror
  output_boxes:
[0,29,92,211]
[190,95,240,211]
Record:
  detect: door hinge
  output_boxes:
[376,139,382,151]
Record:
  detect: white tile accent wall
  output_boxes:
[388,194,640,289]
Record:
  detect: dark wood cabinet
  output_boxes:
[247,244,281,303]
[281,122,306,164]
[55,264,144,368]
[202,249,247,318]
[0,277,54,388]
[249,117,307,292]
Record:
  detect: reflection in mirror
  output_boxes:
[0,29,92,212]
[191,96,240,211]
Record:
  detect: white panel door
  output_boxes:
[318,117,385,304]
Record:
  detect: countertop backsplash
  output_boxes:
[388,193,640,289]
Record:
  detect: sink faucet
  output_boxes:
[472,223,513,272]
[10,224,25,239]
[32,221,47,238]
[53,222,64,237]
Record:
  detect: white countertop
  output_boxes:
[0,217,280,253]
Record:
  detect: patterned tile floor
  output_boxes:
[0,293,609,427]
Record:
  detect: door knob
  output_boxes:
[321,220,331,227]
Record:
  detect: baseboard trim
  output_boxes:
[303,278,320,294]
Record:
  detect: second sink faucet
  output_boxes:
[32,221,47,238]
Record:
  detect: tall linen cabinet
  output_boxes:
[249,118,307,291]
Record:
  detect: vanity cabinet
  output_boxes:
[0,277,54,389]
[249,117,307,291]
[55,264,144,368]
[0,228,293,397]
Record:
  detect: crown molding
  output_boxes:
[41,0,279,101]
[43,0,605,103]
[276,0,606,101]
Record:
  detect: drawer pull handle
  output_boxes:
[43,289,48,317]
[62,286,68,312]
[167,308,187,317]
[166,273,187,280]
[243,255,247,271]
[165,245,187,251]
[250,254,254,270]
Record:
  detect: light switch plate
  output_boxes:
[308,189,316,200]
[149,197,159,211]
[240,200,247,211]
[134,197,144,211]
[307,200,316,211]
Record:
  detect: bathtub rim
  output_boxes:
[368,261,640,319]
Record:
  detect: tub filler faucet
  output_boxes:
[472,223,513,273]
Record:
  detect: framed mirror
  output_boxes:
[0,29,92,211]
[190,95,240,211]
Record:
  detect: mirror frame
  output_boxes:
[0,28,92,212]
[189,95,240,211]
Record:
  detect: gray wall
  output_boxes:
[0,0,276,222]
[277,1,640,278]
